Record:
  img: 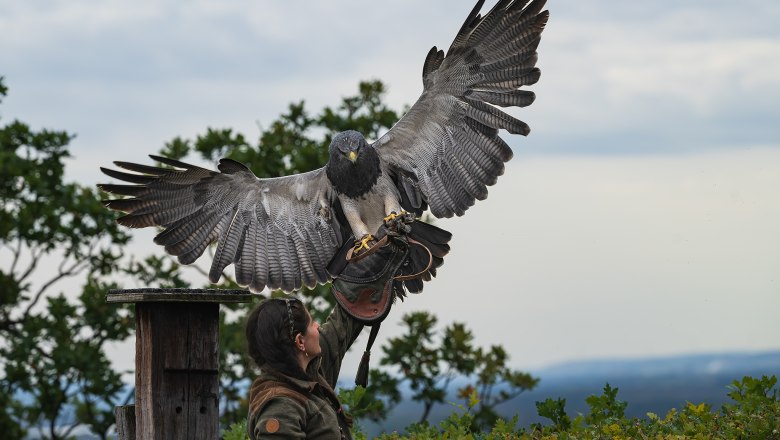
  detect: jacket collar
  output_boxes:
[259,361,321,393]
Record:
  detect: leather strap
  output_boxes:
[344,236,433,282]
[345,235,389,263]
[392,238,433,281]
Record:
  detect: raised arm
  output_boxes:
[317,304,364,388]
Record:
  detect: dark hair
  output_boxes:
[245,297,311,380]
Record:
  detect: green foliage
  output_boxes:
[720,375,780,438]
[221,420,249,440]
[469,345,539,428]
[358,375,780,439]
[338,385,388,437]
[583,382,627,425]
[344,311,537,429]
[534,397,571,432]
[380,311,447,423]
[1,76,133,439]
[339,385,385,420]
[0,385,26,440]
[122,254,190,289]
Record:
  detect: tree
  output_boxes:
[0,76,134,439]
[467,344,540,428]
[374,311,538,428]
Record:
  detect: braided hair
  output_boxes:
[245,296,311,380]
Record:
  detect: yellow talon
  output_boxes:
[383,210,408,223]
[353,234,375,253]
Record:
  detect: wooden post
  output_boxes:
[115,405,135,440]
[108,288,253,440]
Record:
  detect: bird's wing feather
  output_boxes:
[374,0,548,218]
[99,155,343,293]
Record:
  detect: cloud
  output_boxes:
[3,0,778,164]
[526,1,780,155]
[2,0,779,372]
[364,147,780,370]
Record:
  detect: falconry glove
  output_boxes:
[327,212,432,386]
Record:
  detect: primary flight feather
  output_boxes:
[99,0,549,293]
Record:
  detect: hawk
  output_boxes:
[99,0,549,293]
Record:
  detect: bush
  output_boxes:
[221,375,780,439]
[222,420,249,440]
[372,375,780,439]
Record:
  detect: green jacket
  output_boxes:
[248,305,364,439]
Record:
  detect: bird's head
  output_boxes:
[325,129,381,197]
[328,130,368,165]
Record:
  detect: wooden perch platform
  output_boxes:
[106,287,252,304]
[107,288,253,440]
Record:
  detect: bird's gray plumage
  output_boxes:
[374,0,548,218]
[99,0,548,293]
[103,157,342,293]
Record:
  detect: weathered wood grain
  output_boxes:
[110,289,251,439]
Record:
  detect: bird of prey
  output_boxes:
[99,0,549,294]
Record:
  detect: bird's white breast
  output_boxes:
[338,173,401,237]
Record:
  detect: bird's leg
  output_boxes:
[353,234,375,254]
[341,203,376,254]
[383,195,409,224]
[383,210,407,223]
[384,209,414,233]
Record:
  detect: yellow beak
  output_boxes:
[348,151,358,162]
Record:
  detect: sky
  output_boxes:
[2,0,779,379]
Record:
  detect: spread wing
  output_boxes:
[374,0,548,218]
[99,156,345,293]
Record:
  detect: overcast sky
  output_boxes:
[2,0,779,378]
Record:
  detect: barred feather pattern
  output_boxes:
[374,0,548,219]
[99,156,342,293]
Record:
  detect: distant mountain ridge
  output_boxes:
[538,350,780,381]
[362,350,780,436]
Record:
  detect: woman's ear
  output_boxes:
[295,333,304,350]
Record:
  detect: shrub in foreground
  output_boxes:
[222,375,780,439]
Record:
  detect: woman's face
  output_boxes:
[299,311,321,358]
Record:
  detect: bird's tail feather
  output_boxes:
[395,220,452,295]
[408,221,451,258]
